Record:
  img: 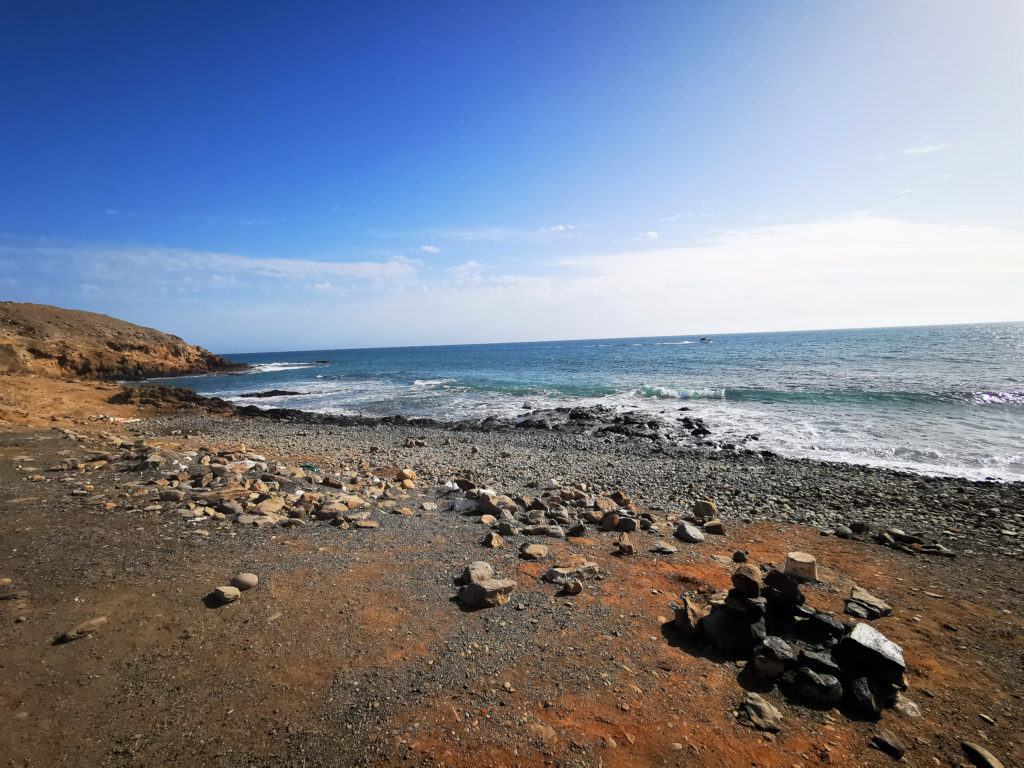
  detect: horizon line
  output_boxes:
[215,317,1024,357]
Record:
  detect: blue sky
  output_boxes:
[1,1,1022,352]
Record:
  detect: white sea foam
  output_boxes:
[413,378,457,386]
[249,362,321,373]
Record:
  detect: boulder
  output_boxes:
[869,729,906,760]
[230,572,258,590]
[482,531,504,548]
[699,604,766,657]
[693,500,717,520]
[844,585,892,620]
[783,551,818,582]
[703,519,726,535]
[458,579,516,608]
[736,692,782,733]
[543,559,599,585]
[673,597,703,634]
[834,623,906,685]
[752,636,796,678]
[961,742,1005,768]
[674,521,705,543]
[519,543,549,560]
[788,666,843,704]
[731,564,762,596]
[459,561,493,585]
[616,533,635,556]
[213,586,241,604]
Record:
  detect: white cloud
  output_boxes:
[420,245,440,253]
[634,231,659,241]
[901,142,945,155]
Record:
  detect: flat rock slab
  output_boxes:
[674,521,705,543]
[458,578,516,608]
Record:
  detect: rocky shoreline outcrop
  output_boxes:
[0,302,245,380]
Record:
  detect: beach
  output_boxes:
[1,376,1022,766]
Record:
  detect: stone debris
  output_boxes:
[674,521,705,543]
[844,584,892,619]
[519,543,549,560]
[213,586,240,604]
[458,561,493,586]
[458,578,516,608]
[230,572,259,590]
[783,551,818,582]
[54,615,108,644]
[869,729,907,759]
[961,742,1006,768]
[736,692,782,732]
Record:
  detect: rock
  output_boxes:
[616,516,639,532]
[848,676,882,717]
[213,586,241,604]
[255,497,286,516]
[459,561,494,585]
[54,615,108,644]
[835,623,906,684]
[497,520,520,536]
[834,524,853,539]
[479,514,498,526]
[235,513,257,526]
[693,500,717,520]
[616,533,635,556]
[674,521,705,543]
[703,519,726,535]
[160,489,185,501]
[673,596,703,634]
[453,498,478,515]
[220,500,243,516]
[397,468,417,481]
[752,636,796,678]
[961,742,1005,768]
[594,496,618,513]
[851,521,870,534]
[458,578,516,608]
[869,729,906,759]
[798,649,842,676]
[731,564,762,596]
[543,559,599,585]
[699,604,766,656]
[482,531,504,548]
[599,513,620,531]
[762,568,805,610]
[564,579,583,596]
[845,585,892,620]
[732,550,747,563]
[783,551,818,582]
[736,692,782,733]
[788,666,843,704]
[230,572,258,590]
[566,522,586,537]
[653,540,678,554]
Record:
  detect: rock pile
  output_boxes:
[674,561,910,725]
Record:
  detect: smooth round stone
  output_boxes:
[214,585,241,603]
[230,572,259,590]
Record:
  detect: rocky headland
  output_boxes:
[0,302,245,380]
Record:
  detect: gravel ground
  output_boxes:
[1,412,1022,767]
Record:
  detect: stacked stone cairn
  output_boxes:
[674,563,908,720]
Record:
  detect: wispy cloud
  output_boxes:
[634,231,659,242]
[900,142,945,155]
[390,223,585,244]
[876,141,947,160]
[420,245,440,253]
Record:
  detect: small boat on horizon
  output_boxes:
[699,337,713,343]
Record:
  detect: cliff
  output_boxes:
[0,302,245,380]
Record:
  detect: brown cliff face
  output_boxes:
[0,302,245,380]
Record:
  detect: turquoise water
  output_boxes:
[155,323,1024,481]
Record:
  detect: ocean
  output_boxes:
[152,323,1024,482]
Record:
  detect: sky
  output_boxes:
[1,0,1022,353]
